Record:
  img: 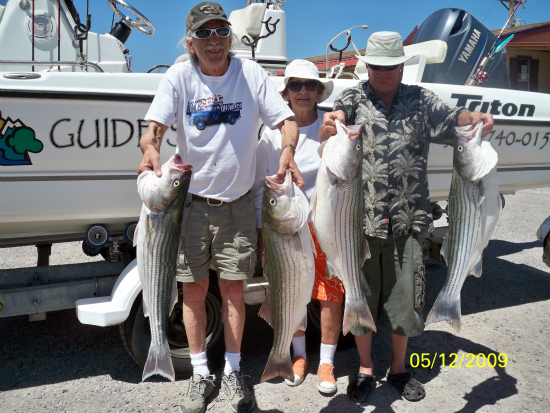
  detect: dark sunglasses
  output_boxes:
[191,27,231,39]
[287,80,320,92]
[368,64,400,71]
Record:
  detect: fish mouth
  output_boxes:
[170,154,193,172]
[265,171,291,196]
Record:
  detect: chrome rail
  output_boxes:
[0,61,104,73]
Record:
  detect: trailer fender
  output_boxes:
[76,259,142,327]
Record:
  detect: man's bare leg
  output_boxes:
[218,278,246,353]
[354,331,374,375]
[182,277,210,353]
[389,333,407,375]
[320,300,342,345]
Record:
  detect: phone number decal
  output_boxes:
[410,352,508,369]
[486,130,549,150]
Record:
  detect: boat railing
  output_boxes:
[0,61,104,73]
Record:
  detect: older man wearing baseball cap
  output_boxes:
[321,31,494,403]
[138,2,301,412]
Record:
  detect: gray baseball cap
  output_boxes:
[356,31,413,66]
[186,2,231,31]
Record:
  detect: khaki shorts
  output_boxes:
[352,232,426,337]
[176,191,258,283]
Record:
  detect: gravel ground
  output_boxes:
[1,187,549,413]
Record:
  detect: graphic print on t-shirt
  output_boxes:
[186,95,242,130]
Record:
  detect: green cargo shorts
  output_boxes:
[176,191,258,283]
[353,232,426,337]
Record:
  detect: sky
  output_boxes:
[6,0,549,72]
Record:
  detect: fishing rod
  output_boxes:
[467,0,522,86]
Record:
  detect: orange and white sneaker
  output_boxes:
[317,363,337,395]
[284,356,308,386]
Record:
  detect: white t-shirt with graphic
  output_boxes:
[145,58,293,202]
[253,110,324,227]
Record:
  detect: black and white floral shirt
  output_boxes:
[334,81,466,238]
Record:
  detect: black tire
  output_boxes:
[196,121,206,130]
[229,115,237,125]
[119,278,224,378]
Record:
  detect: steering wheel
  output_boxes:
[107,0,155,35]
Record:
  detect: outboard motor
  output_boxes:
[412,8,510,89]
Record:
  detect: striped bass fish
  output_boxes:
[426,121,500,332]
[135,154,192,381]
[259,169,315,383]
[311,120,376,335]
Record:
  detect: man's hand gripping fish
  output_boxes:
[135,154,192,381]
[311,120,376,335]
[426,121,500,332]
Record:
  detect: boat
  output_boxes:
[1,0,549,248]
[1,0,549,377]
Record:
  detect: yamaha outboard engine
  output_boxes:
[412,8,510,89]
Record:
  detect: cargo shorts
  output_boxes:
[352,232,426,337]
[176,191,258,283]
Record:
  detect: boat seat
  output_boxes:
[228,3,268,49]
[404,40,447,64]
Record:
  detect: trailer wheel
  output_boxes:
[119,278,224,378]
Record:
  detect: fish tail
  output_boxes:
[260,352,293,383]
[426,293,462,333]
[342,297,376,335]
[142,341,175,382]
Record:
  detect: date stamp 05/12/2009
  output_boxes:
[410,353,508,369]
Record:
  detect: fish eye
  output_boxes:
[457,145,463,152]
[269,198,276,206]
[356,144,361,150]
[174,181,180,187]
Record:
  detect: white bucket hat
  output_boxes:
[356,31,413,66]
[278,59,334,103]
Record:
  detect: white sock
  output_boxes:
[319,343,337,366]
[224,352,241,375]
[190,351,210,377]
[291,335,307,359]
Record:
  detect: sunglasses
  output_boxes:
[287,80,320,92]
[368,64,400,71]
[191,27,231,39]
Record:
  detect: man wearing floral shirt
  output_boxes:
[320,31,494,403]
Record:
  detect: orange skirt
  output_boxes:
[309,223,345,303]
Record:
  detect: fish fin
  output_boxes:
[143,301,149,318]
[440,237,448,264]
[476,190,486,207]
[310,188,317,223]
[142,341,175,382]
[133,221,140,248]
[425,293,462,333]
[342,296,376,335]
[258,296,273,328]
[325,261,337,280]
[260,352,293,383]
[470,258,483,278]
[296,315,308,332]
[317,140,328,158]
[169,279,178,314]
[361,237,371,265]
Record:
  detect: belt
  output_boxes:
[192,194,225,206]
[191,190,250,206]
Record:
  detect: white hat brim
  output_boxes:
[355,54,413,66]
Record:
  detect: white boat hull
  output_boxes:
[2,73,550,247]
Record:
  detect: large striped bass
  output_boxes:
[311,120,376,335]
[259,170,315,383]
[426,121,500,332]
[135,154,192,381]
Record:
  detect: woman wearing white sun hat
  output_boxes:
[252,59,343,396]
